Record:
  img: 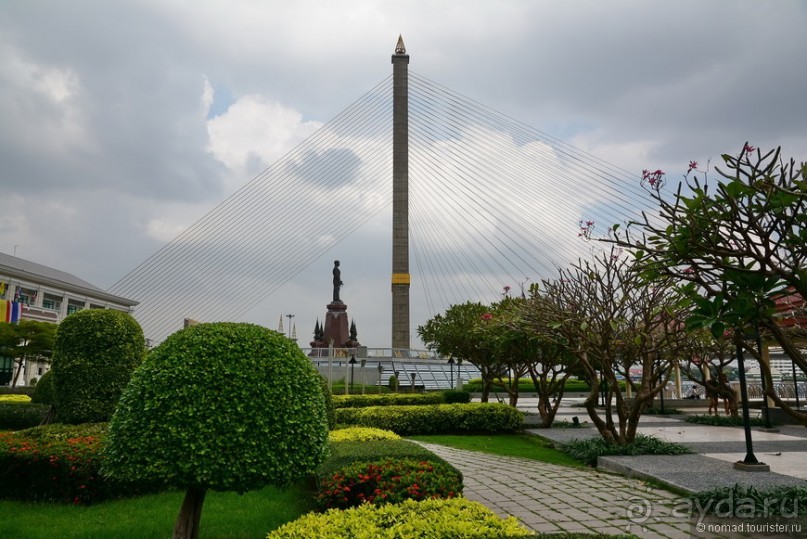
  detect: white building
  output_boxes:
[1,252,138,386]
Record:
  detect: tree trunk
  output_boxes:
[11,357,24,388]
[173,486,207,539]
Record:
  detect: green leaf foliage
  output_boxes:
[315,458,462,510]
[267,497,534,539]
[334,403,523,435]
[0,402,49,429]
[30,369,56,405]
[52,310,145,424]
[103,322,329,494]
[332,392,444,408]
[0,422,157,504]
[317,439,448,482]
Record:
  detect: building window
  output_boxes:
[43,293,62,311]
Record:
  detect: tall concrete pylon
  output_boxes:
[391,36,410,349]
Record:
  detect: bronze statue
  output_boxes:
[332,260,343,302]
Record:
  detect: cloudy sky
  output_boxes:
[2,0,806,348]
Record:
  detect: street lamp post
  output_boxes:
[361,359,367,395]
[733,332,769,471]
[793,360,801,409]
[349,355,357,394]
[285,314,294,339]
[377,363,384,394]
[410,372,416,392]
[448,356,455,389]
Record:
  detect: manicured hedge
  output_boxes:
[318,439,450,482]
[332,390,472,409]
[334,403,523,435]
[0,402,49,430]
[332,393,444,408]
[267,497,534,539]
[0,423,157,504]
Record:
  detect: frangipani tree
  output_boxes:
[103,323,329,539]
[610,145,807,425]
[531,247,685,444]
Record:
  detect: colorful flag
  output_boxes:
[0,300,22,323]
[0,282,5,296]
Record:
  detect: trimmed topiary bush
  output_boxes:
[315,457,462,510]
[267,497,534,538]
[103,322,329,539]
[30,369,56,405]
[52,309,145,424]
[335,402,523,435]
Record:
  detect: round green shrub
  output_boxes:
[103,322,329,494]
[268,497,533,538]
[31,369,56,405]
[52,309,145,424]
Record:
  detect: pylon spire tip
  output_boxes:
[395,35,406,55]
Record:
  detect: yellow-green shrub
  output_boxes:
[329,427,400,442]
[0,394,31,403]
[267,497,533,539]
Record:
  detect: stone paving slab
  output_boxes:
[415,442,697,539]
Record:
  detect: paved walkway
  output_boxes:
[418,442,690,538]
[415,402,807,538]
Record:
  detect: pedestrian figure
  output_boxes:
[705,378,720,416]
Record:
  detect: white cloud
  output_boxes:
[206,93,322,179]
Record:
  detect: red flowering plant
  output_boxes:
[0,423,156,504]
[315,458,462,511]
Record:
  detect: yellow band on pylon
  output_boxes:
[391,273,411,285]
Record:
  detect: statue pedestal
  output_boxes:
[323,301,350,348]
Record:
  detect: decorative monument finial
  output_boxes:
[395,34,406,55]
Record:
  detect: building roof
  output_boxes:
[0,251,138,307]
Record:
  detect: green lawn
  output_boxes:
[0,484,313,539]
[0,433,581,538]
[407,433,584,468]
